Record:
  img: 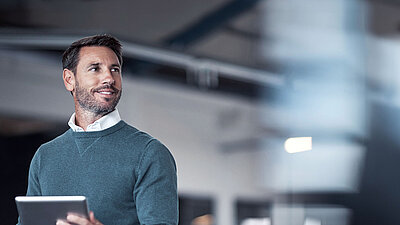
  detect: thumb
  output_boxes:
[90,211,96,222]
[89,211,102,225]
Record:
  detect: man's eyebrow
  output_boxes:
[87,63,100,68]
[86,62,120,68]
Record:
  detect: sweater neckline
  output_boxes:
[70,120,127,138]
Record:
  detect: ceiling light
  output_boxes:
[284,137,312,153]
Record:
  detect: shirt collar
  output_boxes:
[68,109,121,132]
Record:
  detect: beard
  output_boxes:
[74,80,122,116]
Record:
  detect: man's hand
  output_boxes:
[56,211,103,225]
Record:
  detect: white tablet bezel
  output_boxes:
[15,196,90,225]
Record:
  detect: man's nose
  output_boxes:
[102,70,115,84]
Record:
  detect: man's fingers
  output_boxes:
[90,211,95,222]
[67,214,91,225]
[66,212,103,225]
[56,219,71,225]
[89,211,102,225]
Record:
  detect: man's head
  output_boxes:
[62,34,123,74]
[62,34,123,116]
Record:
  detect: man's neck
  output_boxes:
[74,107,108,131]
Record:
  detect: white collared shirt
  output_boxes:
[68,109,121,132]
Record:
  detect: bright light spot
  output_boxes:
[241,218,271,225]
[284,137,312,153]
[304,217,322,225]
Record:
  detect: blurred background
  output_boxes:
[1,0,400,224]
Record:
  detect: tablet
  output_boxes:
[15,196,89,225]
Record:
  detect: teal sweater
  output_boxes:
[24,121,178,225]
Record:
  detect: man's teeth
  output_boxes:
[99,91,112,94]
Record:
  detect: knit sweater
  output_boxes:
[23,121,178,225]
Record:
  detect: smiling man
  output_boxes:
[20,35,178,225]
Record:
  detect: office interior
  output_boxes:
[1,0,399,224]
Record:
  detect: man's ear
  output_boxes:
[63,69,75,92]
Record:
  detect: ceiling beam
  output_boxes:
[164,0,261,48]
[0,32,283,87]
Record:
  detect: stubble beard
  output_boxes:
[74,80,122,116]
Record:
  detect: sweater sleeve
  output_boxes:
[16,148,43,225]
[134,139,178,225]
[26,149,42,196]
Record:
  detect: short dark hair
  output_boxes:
[62,34,123,73]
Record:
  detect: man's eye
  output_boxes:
[111,68,120,72]
[89,67,98,72]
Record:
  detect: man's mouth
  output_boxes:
[97,90,114,95]
[93,85,119,97]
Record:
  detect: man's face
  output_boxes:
[72,46,122,115]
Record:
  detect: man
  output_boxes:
[20,34,178,225]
